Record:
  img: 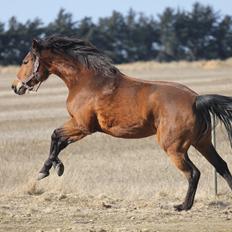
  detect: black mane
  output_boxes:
[40,35,119,76]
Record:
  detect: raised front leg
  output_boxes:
[38,118,87,180]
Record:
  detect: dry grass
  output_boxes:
[117,57,232,71]
[1,60,232,231]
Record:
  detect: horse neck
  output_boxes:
[43,54,121,93]
[47,57,87,90]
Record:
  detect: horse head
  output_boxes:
[11,39,50,95]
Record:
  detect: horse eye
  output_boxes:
[23,60,29,64]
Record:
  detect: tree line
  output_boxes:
[0,2,232,65]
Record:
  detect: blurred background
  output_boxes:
[0,0,232,65]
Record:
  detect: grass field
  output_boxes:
[0,60,232,231]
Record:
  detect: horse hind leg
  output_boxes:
[194,142,232,190]
[166,146,201,211]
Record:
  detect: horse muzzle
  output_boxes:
[11,80,27,95]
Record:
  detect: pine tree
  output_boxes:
[214,15,232,59]
[158,7,178,61]
[45,8,77,36]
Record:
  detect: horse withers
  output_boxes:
[11,36,232,211]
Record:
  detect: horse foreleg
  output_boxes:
[37,118,87,180]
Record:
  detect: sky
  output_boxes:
[0,0,232,25]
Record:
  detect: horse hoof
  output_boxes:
[174,204,184,211]
[55,162,64,176]
[174,204,190,211]
[37,172,49,180]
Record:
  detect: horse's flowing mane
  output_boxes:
[41,35,119,77]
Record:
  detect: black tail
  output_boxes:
[196,94,232,147]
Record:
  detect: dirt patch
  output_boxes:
[0,193,232,232]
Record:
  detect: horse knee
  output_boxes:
[51,129,61,141]
[168,150,200,183]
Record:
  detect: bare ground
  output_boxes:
[1,61,232,231]
[1,193,232,232]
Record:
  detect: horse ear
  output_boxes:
[32,39,42,54]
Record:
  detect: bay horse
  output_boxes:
[11,36,232,211]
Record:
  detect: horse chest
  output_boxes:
[66,92,92,117]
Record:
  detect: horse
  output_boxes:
[11,36,232,211]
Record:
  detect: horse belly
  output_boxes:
[110,126,154,138]
[98,117,155,138]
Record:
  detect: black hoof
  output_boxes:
[174,203,191,211]
[55,162,64,176]
[37,172,49,180]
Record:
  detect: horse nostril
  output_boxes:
[11,85,17,93]
[11,85,15,91]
